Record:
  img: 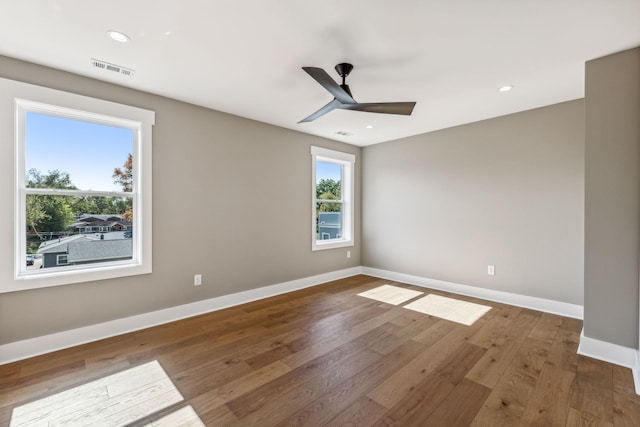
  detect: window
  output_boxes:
[3,77,154,292]
[311,146,355,250]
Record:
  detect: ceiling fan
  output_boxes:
[298,63,416,123]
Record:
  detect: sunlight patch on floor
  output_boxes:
[10,360,198,427]
[357,284,424,305]
[143,405,205,426]
[404,294,492,325]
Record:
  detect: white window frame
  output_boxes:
[311,146,355,251]
[2,77,154,293]
[56,254,68,265]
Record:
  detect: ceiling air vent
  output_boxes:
[335,131,354,137]
[91,58,135,76]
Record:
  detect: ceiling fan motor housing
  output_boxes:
[335,63,354,78]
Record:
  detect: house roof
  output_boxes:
[67,240,132,263]
[1,2,638,146]
[37,231,131,254]
[70,220,129,228]
[69,214,130,229]
[37,235,92,254]
[78,214,120,219]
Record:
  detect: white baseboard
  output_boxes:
[10,264,638,396]
[361,267,584,319]
[0,267,362,365]
[577,329,640,395]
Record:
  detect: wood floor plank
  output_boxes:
[276,340,426,427]
[565,407,613,427]
[418,378,492,427]
[372,371,455,426]
[465,310,540,388]
[189,360,291,411]
[528,312,563,344]
[280,305,405,371]
[411,317,457,346]
[2,275,639,427]
[198,403,238,426]
[547,324,581,372]
[368,313,491,409]
[612,365,640,426]
[324,396,388,426]
[470,336,558,427]
[520,362,575,426]
[468,305,521,349]
[368,312,437,355]
[226,322,397,417]
[226,348,382,426]
[12,334,134,380]
[570,356,614,423]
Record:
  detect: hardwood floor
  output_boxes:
[1,275,639,426]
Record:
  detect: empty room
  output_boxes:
[1,1,640,426]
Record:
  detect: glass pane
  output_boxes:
[25,112,134,192]
[26,194,133,270]
[316,202,342,241]
[316,161,342,201]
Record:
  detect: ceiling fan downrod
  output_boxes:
[335,63,354,97]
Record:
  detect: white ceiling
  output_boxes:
[1,1,639,146]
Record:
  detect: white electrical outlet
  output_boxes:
[194,274,202,286]
[487,265,495,275]
[347,250,351,258]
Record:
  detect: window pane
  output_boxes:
[316,202,342,240]
[25,112,134,192]
[316,161,342,201]
[26,194,133,269]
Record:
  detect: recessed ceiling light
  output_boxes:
[365,125,374,129]
[107,30,130,43]
[499,85,514,92]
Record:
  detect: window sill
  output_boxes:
[7,261,151,293]
[312,239,354,251]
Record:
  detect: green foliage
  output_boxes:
[316,179,341,212]
[26,169,77,236]
[26,169,77,190]
[71,196,131,216]
[26,194,74,233]
[316,179,341,199]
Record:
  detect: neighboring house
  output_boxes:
[37,233,132,268]
[69,214,132,234]
[318,212,341,240]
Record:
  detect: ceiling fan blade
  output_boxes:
[298,98,342,123]
[302,67,356,105]
[340,102,416,116]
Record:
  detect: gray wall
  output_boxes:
[584,48,640,349]
[362,100,585,305]
[0,56,361,345]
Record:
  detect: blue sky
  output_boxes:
[316,161,342,183]
[26,112,133,191]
